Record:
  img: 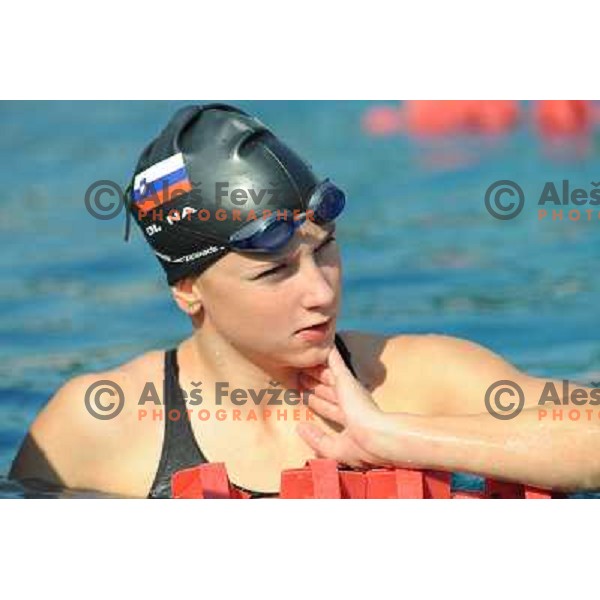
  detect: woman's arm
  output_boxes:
[362,408,600,491]
[296,344,600,492]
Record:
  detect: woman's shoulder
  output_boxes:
[10,346,170,495]
[112,347,167,382]
[337,330,485,390]
[338,329,485,358]
[36,346,169,436]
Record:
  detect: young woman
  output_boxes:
[10,104,600,497]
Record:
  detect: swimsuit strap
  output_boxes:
[147,349,208,498]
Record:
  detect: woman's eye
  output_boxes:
[256,237,335,279]
[259,264,287,278]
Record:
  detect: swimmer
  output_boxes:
[9,104,600,497]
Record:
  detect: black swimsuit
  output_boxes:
[147,333,358,498]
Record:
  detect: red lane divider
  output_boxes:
[524,487,553,500]
[423,470,452,499]
[172,463,248,499]
[365,469,401,499]
[452,490,488,499]
[339,470,366,499]
[364,468,424,498]
[486,479,525,499]
[309,459,342,498]
[171,460,556,499]
[279,466,318,499]
[171,465,208,498]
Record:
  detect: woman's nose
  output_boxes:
[299,259,337,309]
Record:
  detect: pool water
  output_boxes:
[2,100,600,498]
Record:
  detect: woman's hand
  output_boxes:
[296,345,400,469]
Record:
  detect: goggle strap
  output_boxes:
[123,182,133,242]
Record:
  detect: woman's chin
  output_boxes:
[295,340,336,368]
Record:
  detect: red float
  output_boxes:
[170,460,560,499]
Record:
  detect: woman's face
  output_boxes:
[194,220,341,368]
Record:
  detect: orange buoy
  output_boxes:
[467,100,520,134]
[402,100,519,136]
[362,104,403,135]
[404,100,468,135]
[534,100,591,136]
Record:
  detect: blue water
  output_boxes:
[2,100,600,498]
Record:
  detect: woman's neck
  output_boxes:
[179,332,312,408]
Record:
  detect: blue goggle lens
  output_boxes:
[230,181,345,253]
[311,184,346,223]
[233,218,295,252]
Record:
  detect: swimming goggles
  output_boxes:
[226,179,345,253]
[125,178,345,254]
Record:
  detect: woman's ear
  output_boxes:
[171,274,203,316]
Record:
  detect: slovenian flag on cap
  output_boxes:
[133,152,192,212]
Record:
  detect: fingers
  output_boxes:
[298,373,338,404]
[327,345,355,384]
[298,373,345,426]
[296,423,338,459]
[299,345,356,393]
[328,346,382,416]
[296,423,369,469]
[306,394,346,427]
[301,346,382,427]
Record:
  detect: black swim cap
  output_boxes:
[125,103,322,285]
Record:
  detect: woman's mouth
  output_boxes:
[295,319,333,341]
